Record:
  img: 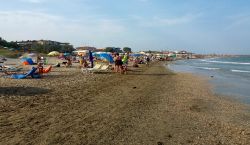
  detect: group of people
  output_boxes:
[113,52,129,74]
[79,55,88,68]
[77,52,152,75]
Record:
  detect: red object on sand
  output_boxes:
[23,61,29,65]
[42,65,52,73]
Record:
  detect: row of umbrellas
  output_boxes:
[23,51,145,63]
[48,51,70,56]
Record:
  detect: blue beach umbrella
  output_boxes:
[130,53,143,57]
[99,53,114,63]
[64,52,71,56]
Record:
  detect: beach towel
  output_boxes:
[10,67,37,79]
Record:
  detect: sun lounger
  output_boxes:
[81,64,102,74]
[92,64,110,73]
[10,67,37,79]
[0,65,23,72]
[5,67,23,72]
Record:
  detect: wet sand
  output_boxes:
[0,62,250,144]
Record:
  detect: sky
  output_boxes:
[0,0,250,54]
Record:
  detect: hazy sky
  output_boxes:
[0,0,250,54]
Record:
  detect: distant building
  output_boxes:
[96,48,105,52]
[176,50,193,59]
[16,40,72,52]
[76,46,97,51]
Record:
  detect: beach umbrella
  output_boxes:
[20,58,34,65]
[99,53,114,63]
[48,51,60,56]
[64,52,71,56]
[130,53,143,57]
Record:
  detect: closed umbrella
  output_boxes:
[89,50,94,68]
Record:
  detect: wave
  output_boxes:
[195,67,220,70]
[231,70,250,73]
[203,60,250,65]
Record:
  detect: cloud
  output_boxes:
[19,0,45,3]
[156,13,202,25]
[0,10,126,46]
[134,13,202,27]
[225,14,250,30]
[138,0,149,2]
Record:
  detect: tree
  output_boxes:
[61,45,73,53]
[105,47,115,52]
[123,47,132,53]
[0,37,19,49]
[113,47,122,53]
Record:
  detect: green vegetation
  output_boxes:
[123,47,132,53]
[0,48,19,58]
[104,47,121,53]
[0,37,19,49]
[30,43,74,54]
[0,37,74,54]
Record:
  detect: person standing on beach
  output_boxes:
[114,53,123,73]
[89,50,94,68]
[122,52,129,74]
[145,56,150,67]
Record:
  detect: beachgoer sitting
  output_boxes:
[66,57,72,67]
[80,56,88,68]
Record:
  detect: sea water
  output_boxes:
[168,56,250,104]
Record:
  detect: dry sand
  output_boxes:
[0,62,250,145]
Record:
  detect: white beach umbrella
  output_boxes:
[48,51,60,56]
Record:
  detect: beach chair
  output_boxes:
[92,64,110,73]
[81,64,102,74]
[5,67,23,72]
[10,67,37,79]
[0,65,23,72]
[94,64,109,72]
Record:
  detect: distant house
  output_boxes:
[176,50,193,59]
[16,40,72,52]
[96,48,105,52]
[76,46,97,51]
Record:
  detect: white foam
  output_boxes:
[231,70,250,73]
[204,60,250,65]
[195,67,220,70]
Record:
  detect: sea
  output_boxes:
[168,56,250,104]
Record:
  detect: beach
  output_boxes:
[0,62,250,144]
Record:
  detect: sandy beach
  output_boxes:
[0,62,250,144]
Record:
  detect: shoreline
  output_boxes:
[167,62,249,105]
[1,62,250,144]
[167,58,250,104]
